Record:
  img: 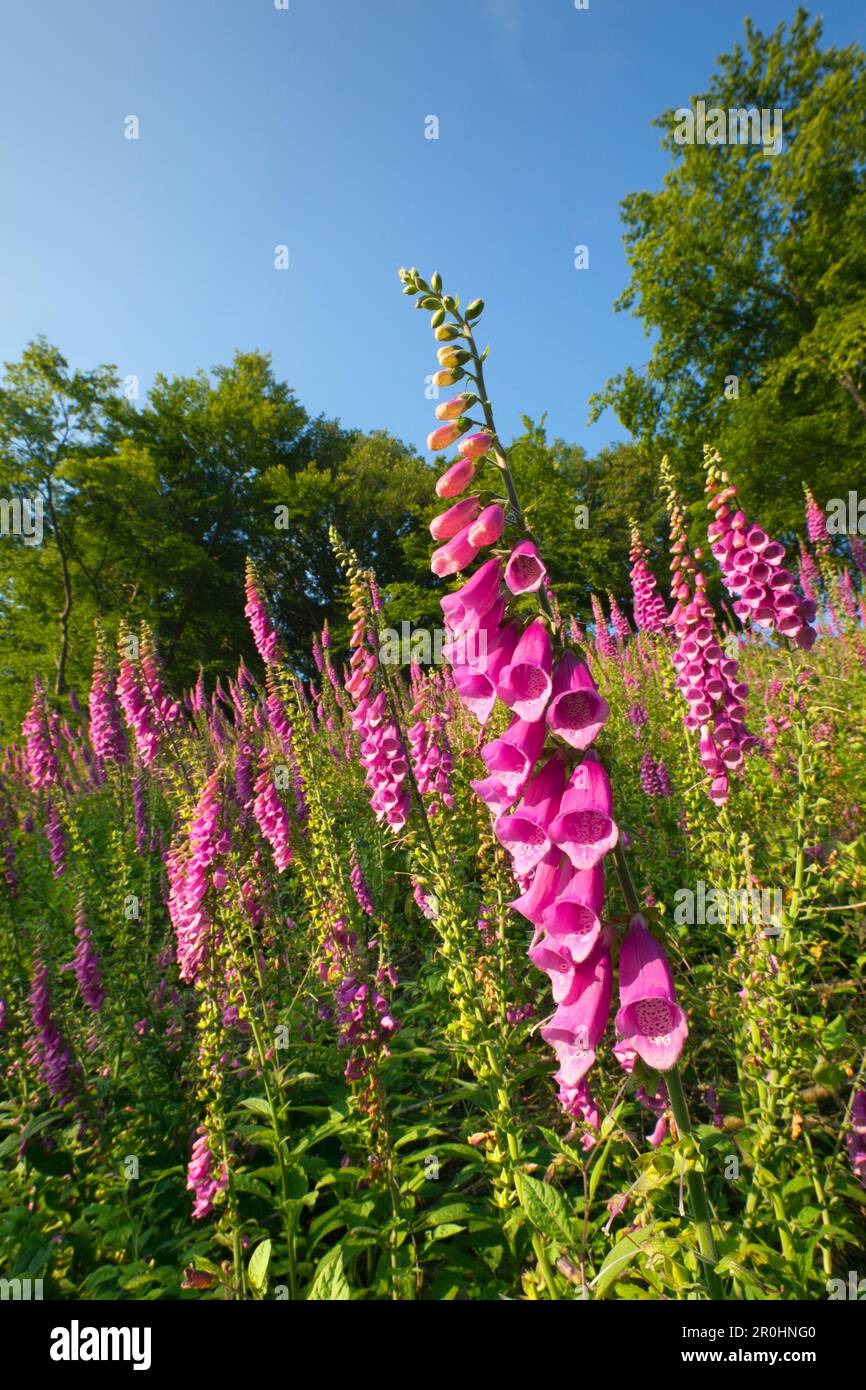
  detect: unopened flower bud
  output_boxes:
[468,503,505,548]
[427,422,462,452]
[458,431,493,461]
[435,395,471,422]
[436,458,477,498]
[437,346,470,369]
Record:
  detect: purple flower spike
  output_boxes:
[614,913,688,1072]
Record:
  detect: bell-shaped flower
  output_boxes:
[540,941,613,1085]
[441,558,502,635]
[549,754,618,870]
[495,753,567,876]
[614,913,688,1072]
[541,864,605,963]
[471,715,546,809]
[546,651,609,750]
[436,458,477,499]
[431,523,480,577]
[507,848,572,928]
[430,496,482,542]
[504,540,547,594]
[499,618,553,722]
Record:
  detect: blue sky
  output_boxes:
[1,0,863,460]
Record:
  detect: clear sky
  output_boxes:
[1,0,863,460]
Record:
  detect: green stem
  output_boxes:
[666,1066,724,1300]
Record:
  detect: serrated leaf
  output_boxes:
[520,1173,574,1246]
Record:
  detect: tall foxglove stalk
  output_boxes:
[398,268,723,1297]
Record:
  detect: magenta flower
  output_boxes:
[706,463,817,651]
[540,942,613,1086]
[468,503,505,548]
[451,622,518,726]
[608,594,631,642]
[430,496,482,541]
[629,525,669,633]
[499,618,553,721]
[507,847,573,929]
[457,431,492,460]
[435,457,477,498]
[495,753,567,876]
[847,1091,866,1187]
[546,651,609,749]
[541,864,605,963]
[470,715,546,813]
[431,523,480,577]
[549,754,618,871]
[441,557,502,635]
[21,678,59,790]
[187,1125,228,1220]
[804,484,830,551]
[591,594,616,658]
[68,900,105,1013]
[88,642,126,765]
[504,540,546,595]
[615,913,687,1071]
[244,559,281,666]
[253,753,294,872]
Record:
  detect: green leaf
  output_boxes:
[248,1239,271,1296]
[594,1226,662,1299]
[239,1097,273,1120]
[308,1246,351,1301]
[519,1173,574,1246]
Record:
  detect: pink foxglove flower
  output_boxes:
[706,458,817,651]
[435,457,477,498]
[88,642,126,765]
[470,715,547,814]
[615,913,687,1071]
[431,523,480,577]
[244,559,281,665]
[847,1091,866,1187]
[498,618,553,722]
[22,678,59,790]
[430,496,482,541]
[468,504,505,548]
[803,484,830,551]
[629,525,669,634]
[495,754,567,877]
[591,594,616,658]
[187,1125,228,1220]
[546,651,609,750]
[549,754,618,871]
[504,540,546,595]
[457,431,492,460]
[540,941,613,1086]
